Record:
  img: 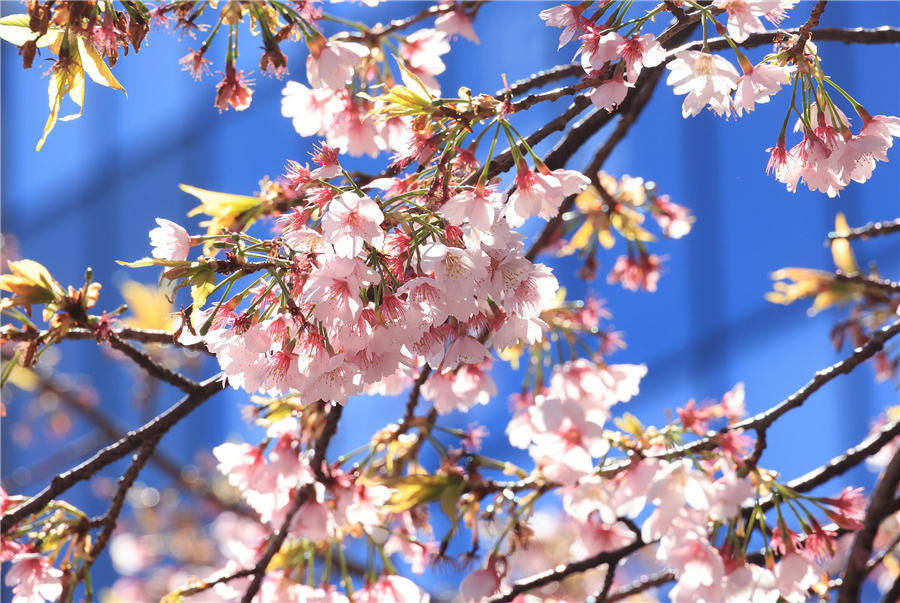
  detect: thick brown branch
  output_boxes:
[1,374,224,534]
[744,417,900,520]
[838,448,900,602]
[692,25,900,54]
[481,319,900,497]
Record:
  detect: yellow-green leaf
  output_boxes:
[382,474,461,512]
[37,58,85,151]
[76,36,126,93]
[0,14,61,48]
[116,257,191,268]
[182,184,259,218]
[190,268,216,309]
[613,412,645,437]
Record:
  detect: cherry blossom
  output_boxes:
[306,39,369,90]
[322,191,385,257]
[148,218,191,261]
[355,575,430,603]
[666,50,740,118]
[435,6,479,43]
[4,553,64,603]
[588,76,629,111]
[538,4,585,48]
[607,253,663,292]
[733,62,793,116]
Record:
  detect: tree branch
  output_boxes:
[106,334,200,393]
[1,325,210,353]
[239,402,345,602]
[88,433,161,563]
[15,358,250,516]
[838,448,900,602]
[616,318,900,473]
[828,217,900,241]
[833,271,900,294]
[606,570,676,601]
[488,523,645,603]
[1,374,225,534]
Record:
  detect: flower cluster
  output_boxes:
[2,2,899,602]
[557,171,694,289]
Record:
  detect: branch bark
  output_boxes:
[838,448,900,602]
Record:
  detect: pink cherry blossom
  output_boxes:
[617,33,665,83]
[459,566,501,603]
[213,441,265,492]
[435,7,479,43]
[329,95,385,157]
[549,359,647,423]
[400,29,450,92]
[607,253,663,292]
[589,77,629,111]
[311,142,342,179]
[307,40,369,90]
[579,29,623,74]
[733,62,793,116]
[773,553,819,602]
[651,195,695,238]
[506,166,589,227]
[521,396,609,484]
[149,218,191,261]
[539,4,585,48]
[423,362,496,415]
[303,256,377,326]
[281,81,340,138]
[714,0,777,43]
[822,486,867,529]
[439,188,497,232]
[322,191,385,257]
[4,553,64,603]
[666,50,740,118]
[355,575,429,603]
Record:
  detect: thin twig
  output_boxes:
[393,364,433,438]
[88,434,162,562]
[605,570,676,601]
[833,272,900,294]
[1,374,224,534]
[107,334,200,393]
[0,325,210,353]
[790,0,829,56]
[14,358,250,516]
[746,417,900,518]
[487,536,645,602]
[828,217,900,242]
